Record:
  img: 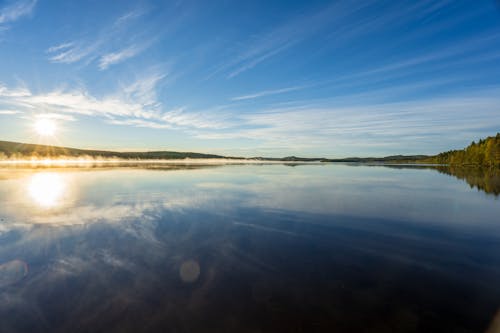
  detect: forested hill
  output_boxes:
[0,141,227,160]
[423,133,500,166]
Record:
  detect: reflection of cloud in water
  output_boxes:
[196,167,500,228]
[30,203,155,225]
[0,181,497,332]
[0,260,28,287]
[0,165,498,235]
[233,221,306,238]
[0,165,497,332]
[51,251,133,278]
[50,256,88,277]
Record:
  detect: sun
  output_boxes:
[34,118,57,136]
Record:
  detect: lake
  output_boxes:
[0,163,499,332]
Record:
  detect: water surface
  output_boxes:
[0,164,499,332]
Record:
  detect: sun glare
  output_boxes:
[34,118,57,136]
[28,173,66,208]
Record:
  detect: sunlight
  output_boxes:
[34,118,57,136]
[28,173,66,208]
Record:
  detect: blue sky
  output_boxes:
[0,0,500,157]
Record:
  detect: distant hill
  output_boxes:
[0,140,431,162]
[2,135,499,166]
[251,156,327,162]
[322,155,430,163]
[251,155,431,163]
[421,133,500,167]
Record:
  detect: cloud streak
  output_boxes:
[203,0,491,82]
[99,44,144,70]
[47,41,99,64]
[0,75,164,122]
[0,0,36,25]
[47,8,151,70]
[2,74,500,156]
[231,86,306,101]
[206,0,397,79]
[0,73,232,131]
[193,89,500,156]
[0,110,21,115]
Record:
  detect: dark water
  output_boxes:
[0,164,499,333]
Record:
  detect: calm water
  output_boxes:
[0,164,499,333]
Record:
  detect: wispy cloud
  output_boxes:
[114,8,147,27]
[46,8,152,70]
[204,0,486,81]
[46,42,74,53]
[0,73,164,121]
[2,79,500,158]
[3,76,500,156]
[0,84,30,97]
[341,31,500,82]
[0,0,36,25]
[0,110,21,115]
[0,73,231,131]
[205,1,380,79]
[192,88,500,156]
[47,41,99,64]
[98,44,145,70]
[32,113,76,121]
[121,71,165,107]
[231,86,306,101]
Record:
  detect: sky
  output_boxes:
[0,0,500,157]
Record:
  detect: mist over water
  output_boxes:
[0,164,499,332]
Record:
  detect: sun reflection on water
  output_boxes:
[28,172,67,208]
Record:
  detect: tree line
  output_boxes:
[424,133,500,167]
